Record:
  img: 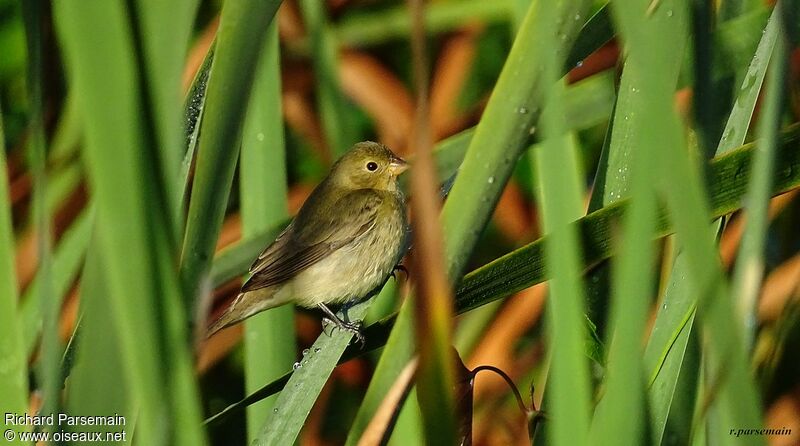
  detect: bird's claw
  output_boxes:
[322,318,365,348]
[391,264,409,281]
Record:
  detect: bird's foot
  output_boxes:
[322,317,365,348]
[391,264,409,280]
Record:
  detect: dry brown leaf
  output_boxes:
[59,287,80,343]
[492,180,534,242]
[430,27,480,141]
[339,50,414,154]
[196,323,243,374]
[764,385,800,446]
[468,284,546,402]
[720,190,799,267]
[283,90,329,161]
[279,1,305,42]
[15,229,38,291]
[759,254,800,322]
[357,358,418,446]
[10,172,31,207]
[567,41,619,84]
[215,214,242,252]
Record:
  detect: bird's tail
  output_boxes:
[205,297,243,337]
[205,288,280,337]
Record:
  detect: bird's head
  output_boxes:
[328,141,409,191]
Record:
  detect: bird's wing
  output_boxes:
[241,190,382,293]
[249,222,294,274]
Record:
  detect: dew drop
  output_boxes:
[487,176,495,184]
[314,347,321,353]
[574,13,581,21]
[666,9,673,17]
[575,60,584,68]
[302,348,310,356]
[293,362,301,370]
[517,106,529,114]
[528,126,537,135]
[256,132,265,142]
[273,408,279,414]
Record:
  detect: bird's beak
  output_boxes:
[388,156,409,175]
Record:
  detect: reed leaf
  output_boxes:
[240,22,296,441]
[591,2,687,442]
[179,0,282,308]
[731,2,789,350]
[645,6,785,443]
[54,1,206,443]
[0,103,27,438]
[22,0,60,426]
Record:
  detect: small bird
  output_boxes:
[207,142,409,343]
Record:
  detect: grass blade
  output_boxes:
[406,1,457,443]
[344,302,416,445]
[180,46,214,213]
[0,102,27,436]
[592,2,686,442]
[133,0,199,233]
[179,0,282,308]
[20,206,93,355]
[250,300,374,445]
[299,0,353,157]
[54,1,206,443]
[440,0,591,280]
[65,245,131,445]
[645,6,786,443]
[240,22,296,440]
[644,250,701,445]
[650,41,765,446]
[332,0,511,50]
[718,7,781,155]
[535,120,592,446]
[731,2,789,350]
[22,0,59,426]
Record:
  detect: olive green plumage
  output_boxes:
[207,141,408,338]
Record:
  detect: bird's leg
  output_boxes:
[391,264,408,280]
[318,303,365,347]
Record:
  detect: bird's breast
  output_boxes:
[288,196,406,308]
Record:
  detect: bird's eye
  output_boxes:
[366,161,378,171]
